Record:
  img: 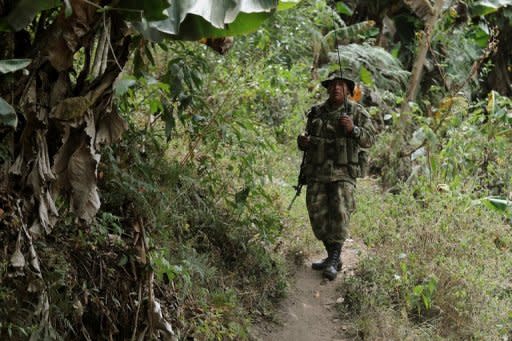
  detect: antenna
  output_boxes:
[330,1,349,115]
[330,1,343,75]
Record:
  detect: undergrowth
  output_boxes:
[0,124,289,340]
[98,127,289,339]
[339,179,512,340]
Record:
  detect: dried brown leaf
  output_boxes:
[36,131,56,182]
[29,221,43,238]
[84,109,96,141]
[95,111,127,147]
[403,0,433,21]
[68,143,100,221]
[9,152,24,175]
[38,190,59,234]
[28,243,42,274]
[10,247,25,269]
[53,126,75,177]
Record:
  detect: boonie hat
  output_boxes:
[321,71,355,95]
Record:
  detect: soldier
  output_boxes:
[297,71,376,280]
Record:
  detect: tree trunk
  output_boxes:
[400,0,445,115]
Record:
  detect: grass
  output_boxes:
[339,178,512,340]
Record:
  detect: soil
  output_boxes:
[252,238,362,341]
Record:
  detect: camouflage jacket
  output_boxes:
[299,100,376,184]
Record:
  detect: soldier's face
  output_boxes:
[328,80,349,105]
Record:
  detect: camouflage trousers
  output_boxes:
[306,181,355,244]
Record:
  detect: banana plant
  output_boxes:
[119,0,301,40]
[0,1,298,338]
[0,0,298,224]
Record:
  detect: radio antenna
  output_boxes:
[330,1,349,114]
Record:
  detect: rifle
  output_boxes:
[288,150,307,211]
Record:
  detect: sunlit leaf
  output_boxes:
[0,59,31,74]
[467,25,489,48]
[481,196,511,212]
[359,65,374,86]
[278,0,301,11]
[336,2,353,16]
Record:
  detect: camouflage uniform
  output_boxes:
[301,100,375,244]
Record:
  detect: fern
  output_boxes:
[328,43,410,91]
[323,21,376,45]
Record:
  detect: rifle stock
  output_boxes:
[288,150,307,211]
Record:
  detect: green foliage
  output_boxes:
[481,196,512,212]
[131,0,288,41]
[340,181,512,339]
[434,92,512,194]
[336,2,353,16]
[431,25,484,94]
[359,65,374,86]
[98,126,288,338]
[94,6,332,337]
[278,0,301,10]
[3,0,511,339]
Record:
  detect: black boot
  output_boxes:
[322,242,342,281]
[312,241,342,271]
[312,241,330,270]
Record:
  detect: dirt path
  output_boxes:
[252,238,362,341]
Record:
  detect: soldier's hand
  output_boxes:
[339,116,354,134]
[297,134,310,150]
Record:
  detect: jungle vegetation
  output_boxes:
[1,0,511,340]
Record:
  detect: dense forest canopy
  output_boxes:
[1,0,511,340]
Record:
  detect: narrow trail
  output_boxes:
[252,238,363,341]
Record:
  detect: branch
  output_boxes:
[401,0,444,115]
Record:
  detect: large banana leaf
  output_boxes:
[0,0,60,31]
[128,0,299,41]
[471,0,512,16]
[1,0,299,39]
